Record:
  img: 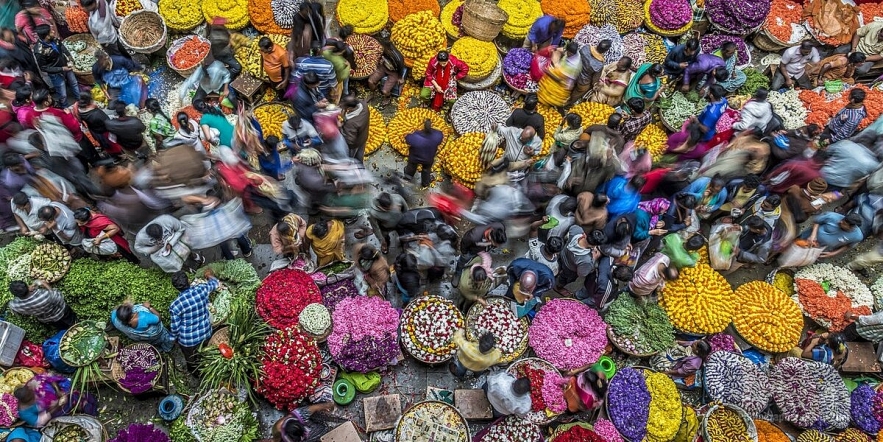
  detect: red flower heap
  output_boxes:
[256,328,322,410]
[256,269,322,329]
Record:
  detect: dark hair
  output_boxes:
[12,84,32,106]
[302,71,320,86]
[259,36,273,50]
[478,332,496,353]
[612,266,633,282]
[377,192,393,209]
[742,174,761,189]
[844,213,863,227]
[395,252,418,273]
[471,266,487,282]
[800,40,815,51]
[276,221,292,236]
[597,39,612,53]
[714,68,729,82]
[662,266,679,280]
[423,118,433,133]
[436,50,449,62]
[512,377,531,396]
[34,24,51,39]
[587,229,607,246]
[488,227,506,245]
[341,94,359,110]
[310,40,322,55]
[694,340,711,359]
[849,88,866,103]
[764,194,781,208]
[710,175,726,189]
[607,113,622,129]
[193,98,222,116]
[564,113,581,130]
[436,224,459,249]
[282,417,305,440]
[172,271,190,291]
[686,120,704,146]
[677,193,696,209]
[116,304,134,324]
[745,215,765,230]
[146,98,171,123]
[583,370,608,397]
[721,41,737,52]
[545,236,564,254]
[593,193,609,207]
[848,52,867,64]
[708,84,726,101]
[338,24,354,40]
[31,88,50,105]
[78,91,95,108]
[685,38,700,52]
[80,0,95,7]
[311,219,330,238]
[37,206,54,221]
[626,98,645,114]
[3,152,22,168]
[358,244,378,261]
[618,56,633,70]
[287,114,302,130]
[12,192,29,207]
[685,234,706,251]
[9,281,28,298]
[73,207,91,222]
[613,218,632,240]
[565,42,578,55]
[13,386,34,404]
[649,63,664,76]
[524,94,538,112]
[559,197,577,215]
[828,333,847,354]
[754,88,769,101]
[112,100,127,117]
[145,223,164,240]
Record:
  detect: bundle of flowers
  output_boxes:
[755,420,791,442]
[635,123,669,162]
[257,328,322,409]
[592,418,624,442]
[588,0,614,27]
[441,133,488,187]
[528,299,607,371]
[508,359,566,421]
[7,254,31,284]
[388,0,440,22]
[249,0,288,35]
[234,34,290,80]
[441,0,464,37]
[387,107,452,156]
[658,91,709,131]
[714,108,741,134]
[610,0,645,34]
[850,384,880,434]
[115,0,143,17]
[570,102,615,128]
[608,367,652,441]
[202,0,249,30]
[299,303,331,336]
[109,423,170,442]
[553,425,605,442]
[573,24,623,64]
[764,0,807,43]
[169,36,211,72]
[704,351,772,416]
[700,33,751,66]
[733,281,803,353]
[65,5,90,33]
[336,0,389,34]
[347,34,384,79]
[622,32,667,66]
[769,357,850,430]
[0,393,17,427]
[450,91,509,134]
[451,38,498,81]
[503,48,538,92]
[834,429,873,442]
[875,389,883,430]
[660,263,735,334]
[768,89,808,130]
[645,372,683,442]
[540,0,590,38]
[390,11,446,79]
[860,3,883,24]
[798,430,836,442]
[466,297,529,363]
[793,263,873,331]
[269,0,302,28]
[478,415,543,442]
[364,107,387,156]
[256,268,322,329]
[159,0,205,38]
[0,369,33,395]
[328,296,400,372]
[799,86,883,131]
[645,0,693,35]
[30,242,70,283]
[604,295,675,354]
[706,406,753,441]
[400,296,463,364]
[708,332,741,354]
[497,0,543,40]
[705,0,770,35]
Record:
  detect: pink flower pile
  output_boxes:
[592,418,624,442]
[528,299,608,370]
[327,296,401,372]
[0,393,17,427]
[540,370,568,414]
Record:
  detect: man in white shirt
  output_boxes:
[484,370,532,417]
[179,60,232,102]
[771,41,819,90]
[10,192,50,235]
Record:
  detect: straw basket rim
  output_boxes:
[461,0,508,42]
[166,35,211,78]
[110,343,162,394]
[119,10,167,53]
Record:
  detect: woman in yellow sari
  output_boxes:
[305,218,345,266]
[538,43,582,108]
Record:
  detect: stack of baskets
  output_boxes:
[167,35,211,77]
[119,10,167,54]
[461,0,508,42]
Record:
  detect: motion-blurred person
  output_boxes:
[404,119,444,187]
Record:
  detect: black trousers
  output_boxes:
[404,160,433,187]
[48,306,78,330]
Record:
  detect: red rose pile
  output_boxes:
[256,328,322,410]
[256,269,322,328]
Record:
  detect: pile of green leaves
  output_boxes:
[738,68,770,96]
[195,259,260,306]
[169,417,196,442]
[0,237,38,307]
[604,295,675,353]
[58,259,178,322]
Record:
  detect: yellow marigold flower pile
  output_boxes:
[642,33,669,64]
[159,0,204,31]
[540,0,590,38]
[336,0,389,34]
[249,0,287,35]
[798,430,835,442]
[673,407,699,442]
[660,261,735,334]
[203,0,249,30]
[365,107,387,156]
[732,281,802,353]
[441,0,464,38]
[388,0,440,22]
[589,0,615,27]
[442,132,493,187]
[390,11,447,80]
[235,34,290,80]
[498,0,543,40]
[635,123,668,161]
[253,104,292,139]
[536,103,563,156]
[644,372,683,442]
[570,102,615,127]
[614,0,644,33]
[835,429,873,442]
[451,37,498,81]
[115,0,143,17]
[387,108,452,156]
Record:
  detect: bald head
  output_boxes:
[519,270,537,294]
[520,126,536,144]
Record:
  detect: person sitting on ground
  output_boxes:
[821,88,866,145]
[800,211,864,258]
[789,332,847,367]
[772,41,819,90]
[850,21,883,79]
[367,41,407,108]
[449,330,503,379]
[354,243,390,298]
[270,402,335,442]
[680,53,728,93]
[663,38,699,79]
[662,340,712,377]
[562,365,608,413]
[805,51,866,86]
[110,302,174,352]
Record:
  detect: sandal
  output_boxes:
[354,228,373,240]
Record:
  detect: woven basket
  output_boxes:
[119,10,167,54]
[606,327,660,358]
[207,327,230,347]
[702,404,759,441]
[462,0,508,42]
[110,343,162,394]
[64,33,100,84]
[753,28,792,52]
[167,35,211,78]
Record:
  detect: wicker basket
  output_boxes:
[110,343,163,394]
[462,0,508,42]
[62,34,100,84]
[753,28,792,52]
[119,10,167,54]
[207,327,230,348]
[606,327,660,358]
[702,404,759,441]
[167,35,211,78]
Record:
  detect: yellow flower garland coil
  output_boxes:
[441,0,464,38]
[254,104,292,139]
[645,372,683,442]
[536,103,562,156]
[235,34,290,80]
[635,123,668,162]
[336,0,389,34]
[450,37,497,81]
[387,107,452,156]
[365,107,387,156]
[159,0,204,31]
[706,406,752,441]
[390,11,447,80]
[660,262,735,334]
[442,132,492,187]
[498,0,543,40]
[540,0,590,38]
[614,0,644,34]
[570,102,615,127]
[732,281,803,353]
[203,0,249,30]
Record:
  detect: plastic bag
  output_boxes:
[81,238,118,256]
[42,330,75,374]
[708,224,742,270]
[661,234,698,269]
[777,243,824,268]
[40,416,105,442]
[180,198,252,250]
[150,240,191,273]
[14,340,47,368]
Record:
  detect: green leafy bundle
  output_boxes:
[0,237,39,307]
[604,296,676,353]
[169,416,196,442]
[196,259,261,305]
[738,68,770,96]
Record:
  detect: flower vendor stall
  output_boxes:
[644,0,693,37]
[528,298,608,371]
[574,24,624,64]
[660,261,736,334]
[256,327,322,410]
[506,358,566,424]
[474,415,543,442]
[792,263,874,331]
[604,294,675,356]
[465,296,529,363]
[703,351,772,416]
[441,132,492,187]
[395,401,469,441]
[769,357,850,431]
[450,91,509,134]
[390,10,447,75]
[606,367,653,441]
[399,295,463,364]
[256,268,322,329]
[327,296,400,372]
[335,0,389,34]
[539,0,590,38]
[705,0,771,35]
[702,404,758,441]
[186,389,259,440]
[502,48,538,93]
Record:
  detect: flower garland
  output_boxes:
[613,0,644,34]
[794,263,874,331]
[388,0,440,22]
[255,268,322,329]
[540,370,568,414]
[768,89,808,130]
[387,107,452,156]
[390,11,447,79]
[400,296,464,364]
[320,278,359,312]
[764,0,807,44]
[479,415,543,442]
[451,37,498,81]
[592,418,624,442]
[540,0,590,38]
[336,0,389,34]
[645,372,683,442]
[498,0,543,40]
[202,0,249,30]
[660,262,735,334]
[769,357,850,431]
[644,0,693,36]
[573,24,623,64]
[298,303,331,336]
[535,103,562,155]
[441,0,464,38]
[589,0,614,27]
[604,295,675,354]
[502,48,537,92]
[871,275,883,310]
[700,34,751,67]
[257,327,322,410]
[327,296,400,372]
[622,32,668,66]
[65,5,91,33]
[608,367,652,441]
[704,351,772,416]
[732,281,803,353]
[450,91,509,134]
[799,86,883,131]
[159,0,205,33]
[270,0,302,28]
[755,420,791,442]
[636,123,669,162]
[528,299,608,371]
[364,106,387,156]
[442,132,493,187]
[249,0,288,35]
[465,297,529,363]
[0,393,17,427]
[708,332,740,354]
[347,34,384,79]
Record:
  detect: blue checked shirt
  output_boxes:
[169,278,218,347]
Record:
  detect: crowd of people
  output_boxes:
[0,0,882,439]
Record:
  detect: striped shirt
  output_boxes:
[169,278,218,347]
[9,288,67,323]
[827,106,866,143]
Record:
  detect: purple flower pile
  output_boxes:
[648,0,692,30]
[320,278,358,313]
[705,0,771,35]
[700,34,750,66]
[769,357,850,430]
[607,367,651,441]
[851,384,880,434]
[328,296,400,373]
[109,423,171,442]
[708,332,739,354]
[503,49,538,91]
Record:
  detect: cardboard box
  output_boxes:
[363,394,401,432]
[320,421,362,442]
[454,389,493,420]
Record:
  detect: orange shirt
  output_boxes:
[262,44,290,83]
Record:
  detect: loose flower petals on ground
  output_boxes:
[528,299,608,370]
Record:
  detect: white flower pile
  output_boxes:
[871,275,883,310]
[768,89,807,130]
[299,303,331,335]
[466,300,527,355]
[703,351,771,416]
[794,263,874,308]
[450,91,510,135]
[769,357,850,430]
[7,254,31,283]
[270,0,303,28]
